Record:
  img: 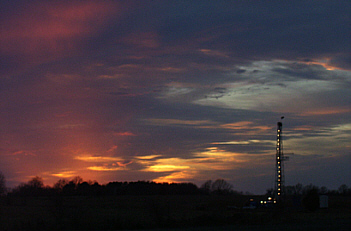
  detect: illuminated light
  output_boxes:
[278,175,281,177]
[278,162,280,164]
[278,193,280,195]
[278,166,281,169]
[278,188,280,191]
[277,157,280,159]
[274,201,277,204]
[278,179,280,181]
[268,197,272,200]
[260,201,263,204]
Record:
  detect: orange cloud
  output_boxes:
[87,166,124,171]
[292,125,315,131]
[75,156,123,162]
[152,171,196,183]
[141,158,191,173]
[107,145,118,153]
[219,122,271,135]
[298,58,338,71]
[51,171,77,178]
[299,107,351,116]
[113,132,136,136]
[195,147,248,163]
[219,121,253,130]
[136,146,271,184]
[135,155,162,160]
[146,165,190,172]
[138,148,250,179]
[116,161,133,167]
[199,49,229,58]
[10,150,37,157]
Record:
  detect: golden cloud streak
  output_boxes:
[75,156,123,162]
[138,147,251,178]
[153,171,196,183]
[135,155,162,160]
[51,171,77,178]
[87,166,124,171]
[146,165,190,172]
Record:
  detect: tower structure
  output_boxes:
[275,121,285,201]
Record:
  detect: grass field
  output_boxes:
[1,194,350,231]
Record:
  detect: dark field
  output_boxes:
[1,194,350,231]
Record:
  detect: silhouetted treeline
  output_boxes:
[0,171,5,196]
[8,176,202,197]
[266,183,351,196]
[5,175,350,198]
[199,179,243,195]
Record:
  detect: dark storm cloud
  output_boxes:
[134,0,351,67]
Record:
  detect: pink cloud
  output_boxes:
[0,1,120,64]
[11,150,36,157]
[107,145,118,153]
[113,132,136,136]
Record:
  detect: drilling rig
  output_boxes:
[274,118,289,202]
[260,118,293,207]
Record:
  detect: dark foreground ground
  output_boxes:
[1,194,350,231]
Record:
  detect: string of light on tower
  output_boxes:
[275,120,284,199]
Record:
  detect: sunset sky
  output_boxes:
[0,0,350,194]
